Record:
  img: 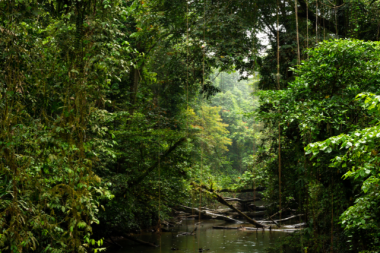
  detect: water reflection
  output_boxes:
[109,219,285,253]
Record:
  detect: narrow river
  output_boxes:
[109,219,288,253]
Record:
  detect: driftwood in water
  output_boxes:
[213,226,263,231]
[283,222,307,229]
[122,234,158,247]
[177,205,241,223]
[191,182,268,228]
[248,204,268,211]
[243,227,301,233]
[269,207,289,219]
[274,214,304,222]
[214,197,268,228]
[213,226,239,229]
[294,222,307,228]
[275,214,304,222]
[213,209,234,215]
[161,220,175,227]
[260,214,305,224]
[224,197,261,203]
[269,229,301,233]
[267,207,288,227]
[197,208,265,218]
[226,211,266,219]
[213,223,305,232]
[177,231,195,236]
[269,216,280,228]
[177,225,198,236]
[218,187,266,193]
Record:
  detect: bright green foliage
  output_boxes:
[187,104,232,184]
[208,71,267,186]
[189,106,232,153]
[257,39,380,252]
[306,93,380,251]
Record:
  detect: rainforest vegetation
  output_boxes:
[1,0,380,252]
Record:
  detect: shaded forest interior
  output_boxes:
[1,0,380,252]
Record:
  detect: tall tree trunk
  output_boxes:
[129,66,140,115]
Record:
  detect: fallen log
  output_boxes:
[122,234,158,247]
[243,227,260,231]
[213,226,239,229]
[227,211,266,219]
[269,216,280,228]
[267,208,288,228]
[242,227,302,233]
[177,232,194,236]
[212,208,234,214]
[219,187,266,193]
[161,221,173,227]
[268,229,301,233]
[259,214,304,224]
[283,222,307,229]
[183,208,265,219]
[177,205,241,223]
[244,227,300,233]
[224,197,261,203]
[191,182,268,228]
[269,208,289,219]
[274,214,304,222]
[177,224,198,236]
[248,204,268,211]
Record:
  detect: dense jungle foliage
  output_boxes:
[1,0,380,252]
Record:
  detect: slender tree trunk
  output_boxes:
[129,66,140,115]
[316,0,318,43]
[295,0,300,65]
[277,0,282,224]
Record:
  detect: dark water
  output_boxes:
[109,219,288,253]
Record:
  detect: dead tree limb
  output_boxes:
[131,137,186,187]
[248,204,270,211]
[269,216,281,228]
[227,211,266,219]
[268,207,291,227]
[191,182,268,228]
[177,205,241,223]
[260,214,305,224]
[275,214,304,222]
[270,207,289,219]
[224,197,261,203]
[218,187,266,193]
[116,137,187,197]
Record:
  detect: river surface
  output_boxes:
[109,219,288,253]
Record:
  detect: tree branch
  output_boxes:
[191,182,268,228]
[218,187,266,193]
[116,137,187,197]
[131,137,187,187]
